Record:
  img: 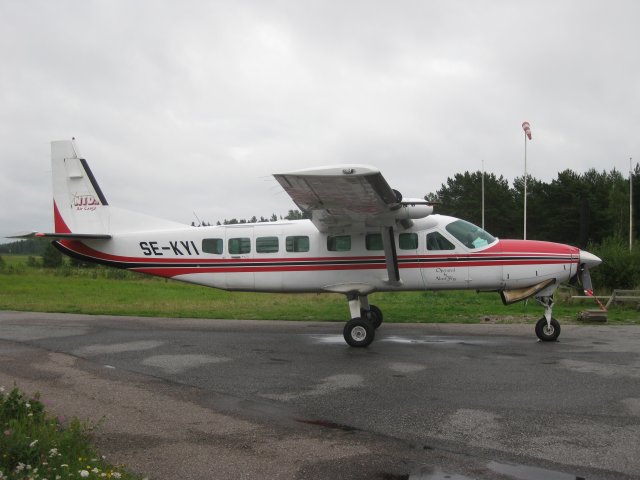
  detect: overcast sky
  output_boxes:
[1,0,639,238]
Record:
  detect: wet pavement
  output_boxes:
[0,311,638,479]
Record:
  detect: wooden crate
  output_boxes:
[577,309,608,323]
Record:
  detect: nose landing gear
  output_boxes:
[535,295,561,342]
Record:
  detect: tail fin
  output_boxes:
[50,139,186,235]
[52,139,110,235]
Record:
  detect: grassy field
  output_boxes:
[1,254,637,324]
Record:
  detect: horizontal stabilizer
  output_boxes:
[6,231,112,240]
[500,278,556,305]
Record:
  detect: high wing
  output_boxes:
[274,165,433,284]
[274,165,402,232]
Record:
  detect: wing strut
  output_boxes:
[381,226,400,284]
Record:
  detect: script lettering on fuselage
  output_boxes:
[435,267,457,282]
[139,241,200,256]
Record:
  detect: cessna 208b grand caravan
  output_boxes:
[14,139,602,347]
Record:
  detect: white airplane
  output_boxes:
[12,139,602,347]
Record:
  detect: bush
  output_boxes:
[26,256,40,268]
[42,244,63,268]
[589,236,640,290]
[1,385,142,480]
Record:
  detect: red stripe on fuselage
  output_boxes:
[59,239,579,280]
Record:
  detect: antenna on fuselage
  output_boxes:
[193,211,203,227]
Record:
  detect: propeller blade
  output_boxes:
[579,264,593,293]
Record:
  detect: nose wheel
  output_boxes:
[535,317,561,341]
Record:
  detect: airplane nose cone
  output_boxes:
[580,250,602,268]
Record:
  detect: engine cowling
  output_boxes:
[394,198,434,220]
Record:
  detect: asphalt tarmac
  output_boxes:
[0,311,638,479]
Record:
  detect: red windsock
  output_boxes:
[522,121,532,140]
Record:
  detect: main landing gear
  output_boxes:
[534,295,561,342]
[343,294,383,347]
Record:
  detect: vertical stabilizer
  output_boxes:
[52,139,109,234]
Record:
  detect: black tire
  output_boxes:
[361,305,383,329]
[535,317,561,342]
[343,317,375,347]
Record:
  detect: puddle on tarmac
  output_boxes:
[486,461,583,480]
[310,335,346,344]
[404,467,474,479]
[403,461,583,479]
[309,334,490,346]
[383,336,470,345]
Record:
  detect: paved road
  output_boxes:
[0,311,639,479]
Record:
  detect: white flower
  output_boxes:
[25,403,31,408]
[112,473,122,479]
[79,470,89,477]
[29,439,38,448]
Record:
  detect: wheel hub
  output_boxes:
[351,326,367,342]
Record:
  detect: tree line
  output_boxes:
[193,209,311,227]
[427,164,640,249]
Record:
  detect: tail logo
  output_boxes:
[73,194,101,211]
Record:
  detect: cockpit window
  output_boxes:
[445,219,496,249]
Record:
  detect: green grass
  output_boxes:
[1,385,143,480]
[0,255,637,324]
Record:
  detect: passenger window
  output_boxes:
[399,233,418,250]
[327,235,351,252]
[286,236,309,252]
[228,237,251,254]
[202,238,223,254]
[256,236,279,253]
[426,231,455,251]
[365,233,383,251]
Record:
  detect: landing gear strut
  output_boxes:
[343,293,383,347]
[535,295,561,342]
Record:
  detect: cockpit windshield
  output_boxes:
[445,219,496,249]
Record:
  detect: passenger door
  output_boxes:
[420,229,469,289]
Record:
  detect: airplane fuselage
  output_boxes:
[56,215,580,296]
